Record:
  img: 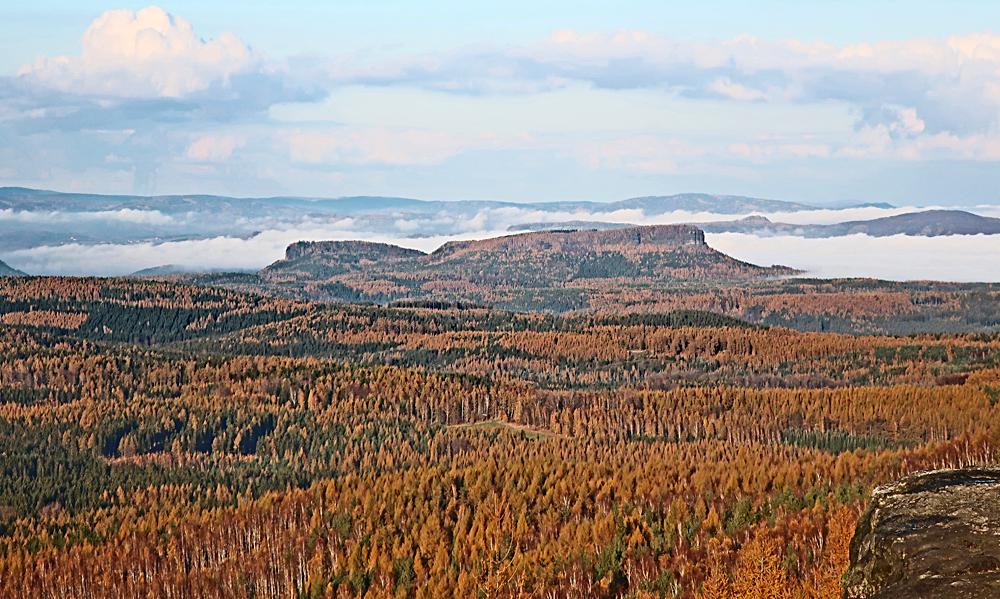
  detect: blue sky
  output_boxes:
[4,2,1000,204]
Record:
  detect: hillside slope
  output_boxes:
[830,209,1000,237]
[2,275,998,598]
[0,260,26,276]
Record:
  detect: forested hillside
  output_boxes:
[142,225,1000,335]
[187,265,1000,335]
[0,278,997,598]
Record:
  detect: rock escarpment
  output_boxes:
[429,224,707,260]
[281,240,424,263]
[843,468,1000,598]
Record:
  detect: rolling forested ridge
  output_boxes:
[0,277,997,598]
[178,225,1000,336]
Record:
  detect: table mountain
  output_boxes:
[256,225,798,305]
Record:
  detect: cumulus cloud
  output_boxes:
[7,6,322,129]
[300,27,1000,172]
[18,7,255,98]
[7,9,1000,199]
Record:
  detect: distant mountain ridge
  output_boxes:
[0,187,872,216]
[511,209,1000,238]
[699,209,1000,237]
[610,194,816,214]
[830,209,1000,236]
[0,187,891,258]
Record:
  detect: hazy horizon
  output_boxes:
[1,187,998,280]
[2,3,1000,281]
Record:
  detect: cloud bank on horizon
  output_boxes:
[4,5,1000,203]
[3,199,999,282]
[2,4,1000,283]
[8,222,1000,283]
[708,233,1000,283]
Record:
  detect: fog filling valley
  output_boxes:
[2,201,999,281]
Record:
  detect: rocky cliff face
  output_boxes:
[430,224,706,260]
[843,468,1000,598]
[283,240,425,262]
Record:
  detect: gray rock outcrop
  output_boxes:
[843,468,1000,598]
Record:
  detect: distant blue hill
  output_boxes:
[0,187,886,216]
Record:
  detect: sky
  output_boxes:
[4,2,1000,204]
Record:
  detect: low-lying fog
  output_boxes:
[2,203,999,281]
[707,233,1000,282]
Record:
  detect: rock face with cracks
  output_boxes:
[843,468,1000,598]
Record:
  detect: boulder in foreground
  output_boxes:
[843,467,1000,598]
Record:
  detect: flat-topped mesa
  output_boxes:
[264,241,427,282]
[283,240,425,262]
[259,224,796,304]
[430,224,706,261]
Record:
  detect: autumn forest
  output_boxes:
[0,275,994,598]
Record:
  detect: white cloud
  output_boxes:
[888,106,926,137]
[708,232,1000,282]
[9,217,999,283]
[8,11,1000,198]
[840,127,1000,161]
[332,30,1000,141]
[0,208,174,225]
[2,224,508,276]
[707,77,768,101]
[5,5,321,133]
[18,6,256,98]
[308,28,1000,165]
